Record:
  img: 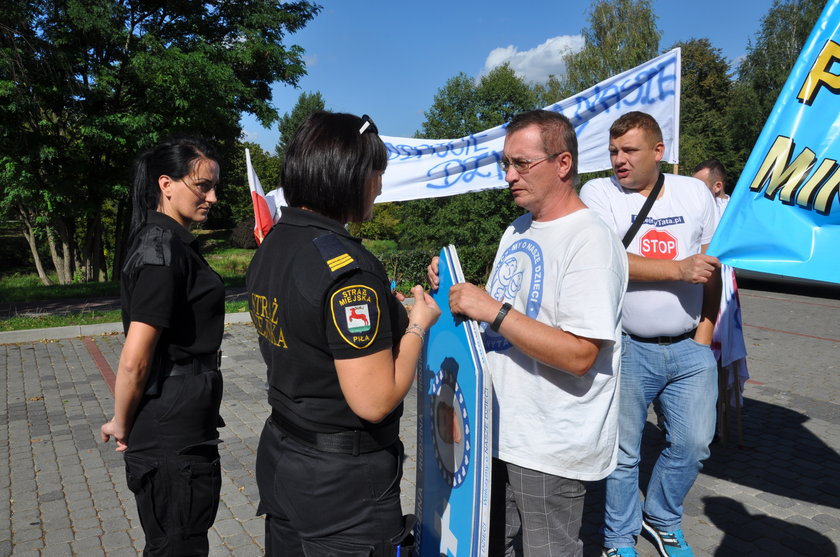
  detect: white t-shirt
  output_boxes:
[580,174,716,337]
[483,208,628,481]
[714,195,730,227]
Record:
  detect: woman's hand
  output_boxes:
[426,256,440,290]
[101,417,129,452]
[407,284,441,331]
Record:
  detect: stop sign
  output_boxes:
[640,229,678,259]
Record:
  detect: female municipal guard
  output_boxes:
[101,137,225,555]
[246,111,441,556]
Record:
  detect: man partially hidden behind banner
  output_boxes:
[692,159,730,219]
[693,159,750,440]
[580,112,721,557]
[427,110,628,557]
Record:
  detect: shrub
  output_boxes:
[230,217,258,249]
[372,244,498,292]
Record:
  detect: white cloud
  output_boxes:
[481,35,585,83]
[241,129,261,143]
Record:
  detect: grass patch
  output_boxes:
[204,248,254,284]
[0,274,121,304]
[0,300,250,332]
[0,309,123,332]
[0,241,255,304]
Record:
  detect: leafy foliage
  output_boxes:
[230,216,258,250]
[357,202,402,240]
[563,0,661,93]
[0,0,320,283]
[671,38,735,182]
[1,0,829,292]
[276,90,326,169]
[373,245,498,290]
[727,0,826,173]
[395,65,534,275]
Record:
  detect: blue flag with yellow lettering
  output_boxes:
[708,0,840,284]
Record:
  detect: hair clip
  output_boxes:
[359,114,377,135]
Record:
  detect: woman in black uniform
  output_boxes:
[101,137,225,556]
[246,111,441,556]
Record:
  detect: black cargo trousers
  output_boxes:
[124,366,224,556]
[256,415,416,556]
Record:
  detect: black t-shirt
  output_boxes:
[120,211,225,363]
[246,208,408,433]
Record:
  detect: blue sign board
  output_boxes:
[415,246,492,557]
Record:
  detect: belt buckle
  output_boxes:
[656,336,671,345]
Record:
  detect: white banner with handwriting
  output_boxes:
[377,49,681,202]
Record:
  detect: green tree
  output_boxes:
[0,0,320,284]
[396,65,536,279]
[276,90,326,170]
[672,38,735,180]
[533,75,570,109]
[563,0,661,93]
[728,0,826,176]
[418,72,484,138]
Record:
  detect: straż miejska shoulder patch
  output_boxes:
[330,285,380,349]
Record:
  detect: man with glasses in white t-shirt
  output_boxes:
[428,110,628,557]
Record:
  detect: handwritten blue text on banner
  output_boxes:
[377,49,681,203]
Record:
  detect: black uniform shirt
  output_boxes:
[246,207,409,433]
[120,211,225,362]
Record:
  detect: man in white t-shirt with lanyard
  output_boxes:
[428,110,628,557]
[580,112,721,557]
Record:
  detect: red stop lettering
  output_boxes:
[640,229,678,260]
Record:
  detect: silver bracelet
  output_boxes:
[405,323,425,341]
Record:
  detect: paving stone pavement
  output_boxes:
[1,285,839,556]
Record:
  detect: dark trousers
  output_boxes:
[125,369,224,556]
[256,416,413,557]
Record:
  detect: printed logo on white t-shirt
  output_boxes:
[640,229,678,260]
[485,239,544,352]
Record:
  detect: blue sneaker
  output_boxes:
[602,548,638,557]
[641,519,694,556]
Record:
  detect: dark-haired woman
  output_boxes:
[101,137,225,556]
[247,111,440,556]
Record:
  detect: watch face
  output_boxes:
[430,358,470,488]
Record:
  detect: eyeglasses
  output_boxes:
[359,114,378,135]
[497,152,563,174]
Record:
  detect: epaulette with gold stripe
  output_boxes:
[313,233,360,279]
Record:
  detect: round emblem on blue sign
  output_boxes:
[429,357,471,488]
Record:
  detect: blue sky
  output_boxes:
[240,0,775,151]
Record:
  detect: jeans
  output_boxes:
[602,336,717,548]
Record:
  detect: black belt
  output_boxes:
[270,408,399,456]
[167,351,222,377]
[625,329,696,345]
